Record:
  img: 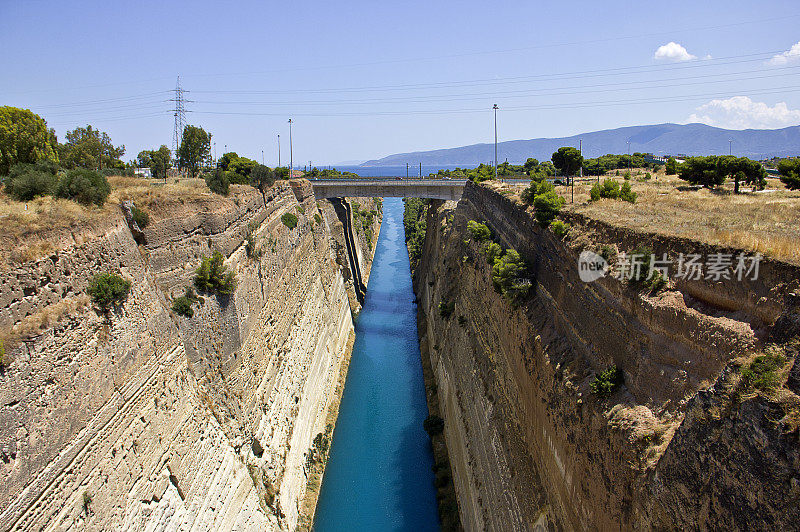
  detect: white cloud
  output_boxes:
[768,41,800,65]
[654,42,697,62]
[685,96,800,129]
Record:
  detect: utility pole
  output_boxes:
[278,134,281,167]
[262,150,264,165]
[627,140,631,176]
[406,162,409,179]
[729,139,733,156]
[213,142,216,165]
[288,119,293,177]
[169,76,190,162]
[419,162,422,178]
[493,104,499,181]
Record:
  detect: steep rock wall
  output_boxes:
[0,180,380,531]
[413,181,800,530]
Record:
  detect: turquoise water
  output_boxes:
[313,198,439,531]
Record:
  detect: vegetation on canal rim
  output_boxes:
[589,179,637,203]
[172,287,200,318]
[740,347,787,392]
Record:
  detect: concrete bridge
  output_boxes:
[310,178,467,201]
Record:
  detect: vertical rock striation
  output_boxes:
[0,180,381,530]
[412,181,800,530]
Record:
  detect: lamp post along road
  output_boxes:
[493,104,499,181]
[288,119,293,176]
[278,135,281,167]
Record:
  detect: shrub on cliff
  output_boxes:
[205,168,230,196]
[131,205,149,228]
[532,190,565,227]
[551,220,570,239]
[56,169,110,206]
[172,287,199,318]
[467,220,491,241]
[4,162,58,201]
[484,241,502,264]
[281,212,298,229]
[491,248,530,303]
[520,179,554,205]
[438,301,455,319]
[194,251,236,296]
[590,365,623,398]
[740,347,787,392]
[87,272,131,310]
[423,415,444,436]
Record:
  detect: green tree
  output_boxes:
[665,157,678,175]
[678,156,725,188]
[178,125,212,178]
[250,164,275,197]
[777,158,800,190]
[523,157,539,174]
[56,168,111,206]
[136,150,154,168]
[205,167,229,195]
[151,145,173,180]
[533,190,566,227]
[218,152,239,171]
[4,162,58,201]
[0,106,59,175]
[60,125,124,170]
[551,147,584,183]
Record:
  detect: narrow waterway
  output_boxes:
[314,198,439,531]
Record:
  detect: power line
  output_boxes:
[169,77,190,158]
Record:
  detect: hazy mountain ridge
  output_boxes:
[361,123,800,166]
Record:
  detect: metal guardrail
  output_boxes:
[310,178,469,186]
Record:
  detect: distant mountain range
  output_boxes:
[360,123,800,167]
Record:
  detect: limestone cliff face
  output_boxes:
[0,180,380,531]
[413,181,800,530]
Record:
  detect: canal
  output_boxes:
[313,197,439,531]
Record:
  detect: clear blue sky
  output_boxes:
[2,0,799,166]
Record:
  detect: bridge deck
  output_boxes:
[310,178,469,200]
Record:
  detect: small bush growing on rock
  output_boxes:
[56,169,111,206]
[281,212,298,229]
[741,348,787,392]
[194,251,236,295]
[0,339,9,368]
[646,271,667,294]
[172,288,198,318]
[314,213,322,225]
[82,491,92,511]
[131,205,149,228]
[551,220,570,238]
[590,365,624,398]
[423,415,445,436]
[87,273,131,310]
[467,220,491,241]
[438,301,455,319]
[627,246,654,283]
[4,162,58,201]
[532,190,565,227]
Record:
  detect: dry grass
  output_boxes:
[504,169,800,264]
[0,175,253,268]
[0,294,91,354]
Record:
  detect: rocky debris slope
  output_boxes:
[0,180,380,531]
[412,181,800,530]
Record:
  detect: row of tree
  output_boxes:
[1,106,126,175]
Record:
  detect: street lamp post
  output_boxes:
[729,139,733,156]
[627,140,631,176]
[493,104,499,181]
[288,119,293,177]
[278,135,281,167]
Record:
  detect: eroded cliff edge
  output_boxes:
[412,181,800,530]
[0,179,381,531]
